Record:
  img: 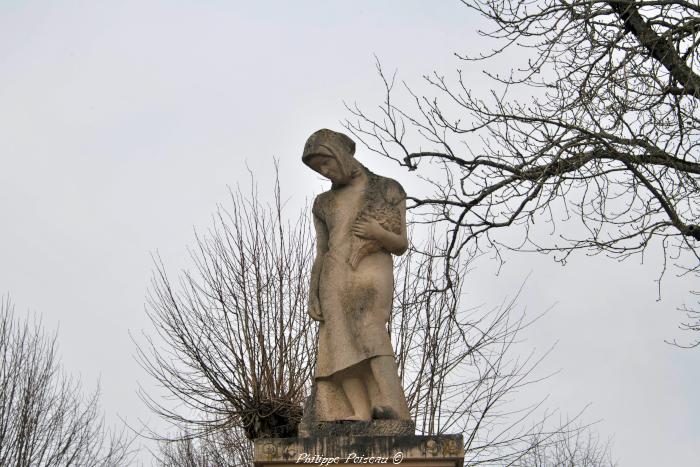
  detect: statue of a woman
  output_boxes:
[302,128,411,423]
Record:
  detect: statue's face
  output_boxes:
[306,154,351,185]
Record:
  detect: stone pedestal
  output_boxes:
[253,434,464,467]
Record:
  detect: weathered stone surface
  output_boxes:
[302,128,411,424]
[254,434,464,466]
[298,419,416,438]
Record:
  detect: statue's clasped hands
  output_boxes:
[352,215,383,240]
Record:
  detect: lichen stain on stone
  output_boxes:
[340,285,378,355]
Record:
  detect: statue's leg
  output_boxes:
[310,378,354,421]
[333,365,372,421]
[364,364,381,407]
[369,356,411,420]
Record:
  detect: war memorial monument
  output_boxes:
[253,129,464,466]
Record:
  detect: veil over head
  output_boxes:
[302,129,357,177]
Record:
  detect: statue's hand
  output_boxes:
[352,216,383,240]
[308,300,324,322]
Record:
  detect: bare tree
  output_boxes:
[514,422,616,467]
[0,297,134,466]
[345,0,700,343]
[136,175,316,446]
[156,427,251,467]
[139,171,611,466]
[393,238,586,465]
[672,292,700,347]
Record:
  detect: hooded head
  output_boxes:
[302,129,358,185]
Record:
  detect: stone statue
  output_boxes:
[301,128,411,425]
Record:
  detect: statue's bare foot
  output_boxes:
[372,406,400,420]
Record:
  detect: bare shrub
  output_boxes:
[0,297,134,466]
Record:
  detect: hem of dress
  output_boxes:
[313,351,395,379]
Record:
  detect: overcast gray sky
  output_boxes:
[1,1,698,465]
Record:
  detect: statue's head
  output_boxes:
[302,129,358,185]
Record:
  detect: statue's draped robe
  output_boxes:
[310,170,405,419]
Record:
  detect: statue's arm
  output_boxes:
[391,199,409,255]
[308,212,328,321]
[351,199,409,256]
